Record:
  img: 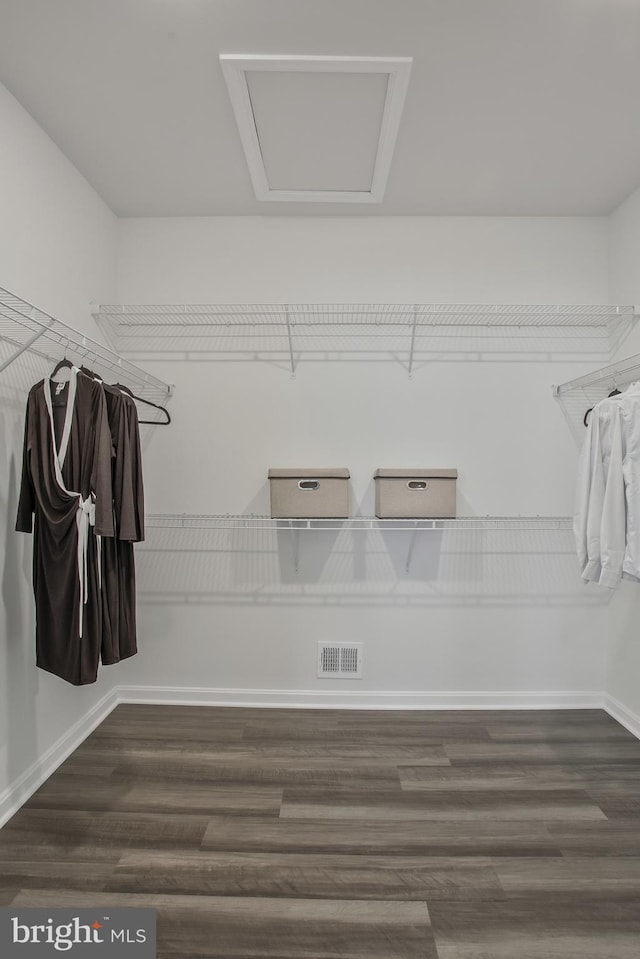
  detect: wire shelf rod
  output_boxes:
[144,514,573,532]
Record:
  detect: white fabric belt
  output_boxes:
[76,494,98,638]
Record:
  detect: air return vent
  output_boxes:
[317,642,363,679]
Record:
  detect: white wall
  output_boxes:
[114,216,610,706]
[609,184,640,310]
[117,216,608,304]
[0,81,118,820]
[606,183,640,730]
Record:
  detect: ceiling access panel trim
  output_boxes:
[219,54,412,203]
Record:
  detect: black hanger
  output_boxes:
[80,366,108,388]
[116,384,171,426]
[50,356,74,377]
[583,388,622,427]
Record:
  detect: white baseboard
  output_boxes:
[603,693,640,741]
[119,685,604,711]
[0,688,120,829]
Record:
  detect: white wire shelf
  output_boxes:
[553,351,640,396]
[97,303,636,327]
[141,514,577,580]
[93,303,638,372]
[0,287,173,419]
[553,351,640,445]
[144,514,573,532]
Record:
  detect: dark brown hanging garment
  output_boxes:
[98,382,127,665]
[118,389,145,541]
[113,390,145,663]
[99,383,141,665]
[16,368,114,685]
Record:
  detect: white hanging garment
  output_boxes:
[598,401,625,588]
[574,381,640,590]
[613,382,640,583]
[574,406,605,582]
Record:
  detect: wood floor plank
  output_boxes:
[243,721,493,744]
[72,735,446,771]
[201,815,563,857]
[0,860,116,892]
[54,762,118,777]
[486,721,638,743]
[445,741,640,764]
[100,703,254,721]
[22,775,131,810]
[106,849,503,900]
[0,809,210,849]
[585,782,640,801]
[72,739,447,764]
[399,763,590,791]
[0,843,122,863]
[26,780,284,816]
[88,724,246,744]
[563,762,640,783]
[106,766,402,792]
[447,742,574,762]
[494,857,640,898]
[280,787,607,822]
[339,708,602,725]
[548,820,640,856]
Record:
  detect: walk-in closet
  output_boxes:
[2,2,640,957]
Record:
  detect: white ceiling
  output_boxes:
[0,0,639,217]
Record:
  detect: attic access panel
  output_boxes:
[220,55,412,203]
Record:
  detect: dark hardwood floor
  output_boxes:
[2,705,640,957]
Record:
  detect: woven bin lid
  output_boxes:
[269,468,350,479]
[374,468,457,478]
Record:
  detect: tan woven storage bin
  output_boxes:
[374,469,457,518]
[269,468,350,518]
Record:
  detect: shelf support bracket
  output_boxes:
[285,307,296,376]
[0,320,54,375]
[405,522,419,573]
[289,521,300,573]
[408,306,418,377]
